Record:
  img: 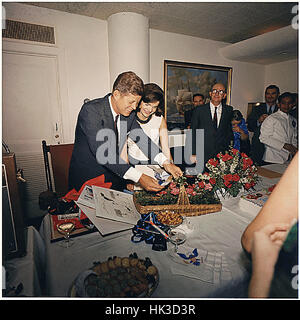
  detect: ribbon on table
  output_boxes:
[131,212,169,244]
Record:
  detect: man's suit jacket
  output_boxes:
[247,103,278,165]
[191,103,233,167]
[68,94,161,191]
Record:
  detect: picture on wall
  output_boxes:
[164,60,233,130]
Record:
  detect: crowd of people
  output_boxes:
[68,71,298,298]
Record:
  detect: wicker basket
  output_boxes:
[133,185,222,217]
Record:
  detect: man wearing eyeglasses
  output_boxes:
[190,83,233,169]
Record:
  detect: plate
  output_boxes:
[155,210,183,227]
[68,254,159,298]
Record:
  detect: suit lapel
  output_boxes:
[217,104,229,131]
[102,94,115,130]
[204,104,215,130]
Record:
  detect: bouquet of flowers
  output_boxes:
[196,147,259,198]
[134,176,220,207]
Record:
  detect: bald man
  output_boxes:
[190,83,233,168]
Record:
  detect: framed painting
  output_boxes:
[164,60,232,130]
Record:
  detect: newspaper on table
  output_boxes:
[92,186,141,225]
[75,202,133,236]
[77,185,95,208]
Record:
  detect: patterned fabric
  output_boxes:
[233,118,248,151]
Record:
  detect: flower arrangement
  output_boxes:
[134,175,220,207]
[197,147,259,198]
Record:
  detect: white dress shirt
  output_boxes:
[108,96,168,183]
[260,110,298,164]
[210,102,222,127]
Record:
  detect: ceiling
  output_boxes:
[24,2,298,64]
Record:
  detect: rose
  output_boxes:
[242,157,253,170]
[208,158,219,167]
[198,181,205,189]
[222,154,233,162]
[169,182,177,189]
[224,180,232,188]
[241,152,248,158]
[224,174,233,182]
[205,183,213,190]
[158,190,167,195]
[170,188,180,195]
[209,178,216,185]
[232,148,239,155]
[244,183,252,190]
[186,187,194,195]
[232,174,240,182]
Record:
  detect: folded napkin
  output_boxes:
[167,244,232,284]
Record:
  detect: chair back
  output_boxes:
[42,140,74,197]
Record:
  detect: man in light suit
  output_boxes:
[68,71,182,192]
[247,85,279,165]
[260,92,298,164]
[190,83,233,169]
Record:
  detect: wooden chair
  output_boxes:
[42,140,74,197]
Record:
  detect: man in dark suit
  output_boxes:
[190,83,233,171]
[184,93,205,129]
[68,71,182,192]
[247,85,279,165]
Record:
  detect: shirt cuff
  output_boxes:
[123,167,143,183]
[154,152,168,167]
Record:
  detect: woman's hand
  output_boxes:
[162,161,183,179]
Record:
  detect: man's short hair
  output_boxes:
[265,85,280,95]
[278,92,293,103]
[113,71,144,96]
[140,83,164,116]
[193,93,204,100]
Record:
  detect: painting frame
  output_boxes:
[163,60,233,130]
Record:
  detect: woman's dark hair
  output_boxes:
[139,83,164,116]
[231,110,243,121]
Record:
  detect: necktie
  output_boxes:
[213,107,218,129]
[268,106,273,115]
[114,114,119,145]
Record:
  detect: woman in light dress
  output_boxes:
[126,83,172,189]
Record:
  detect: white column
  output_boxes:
[107,12,149,88]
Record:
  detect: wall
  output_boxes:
[264,59,298,94]
[4,3,297,141]
[150,29,266,116]
[3,2,110,143]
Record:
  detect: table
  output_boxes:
[3,226,46,297]
[39,165,283,298]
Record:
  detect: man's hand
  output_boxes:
[138,174,164,192]
[162,161,183,179]
[190,155,197,164]
[126,183,134,191]
[258,114,268,124]
[283,143,298,156]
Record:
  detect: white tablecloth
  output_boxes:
[39,165,283,298]
[3,226,46,297]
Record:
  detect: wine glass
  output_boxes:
[57,221,75,248]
